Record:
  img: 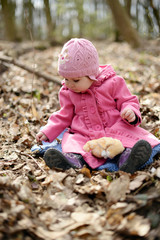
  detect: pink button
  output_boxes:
[95,125,101,130]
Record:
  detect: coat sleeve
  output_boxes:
[112,76,142,126]
[41,87,74,142]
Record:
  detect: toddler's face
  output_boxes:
[64,76,94,93]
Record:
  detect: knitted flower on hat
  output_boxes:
[58,38,99,80]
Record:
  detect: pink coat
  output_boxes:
[42,65,160,168]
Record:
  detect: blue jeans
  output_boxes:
[96,143,160,171]
[31,130,160,171]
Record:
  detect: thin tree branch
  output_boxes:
[0,54,61,86]
[16,151,46,174]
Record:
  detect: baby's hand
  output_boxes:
[36,131,48,142]
[121,108,136,123]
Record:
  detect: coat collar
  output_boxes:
[93,64,116,86]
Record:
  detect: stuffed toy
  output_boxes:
[83,137,125,159]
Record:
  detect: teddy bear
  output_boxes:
[83,137,125,159]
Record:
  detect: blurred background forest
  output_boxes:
[0,0,160,47]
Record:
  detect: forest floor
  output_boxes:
[0,40,160,240]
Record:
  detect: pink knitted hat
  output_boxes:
[58,38,99,80]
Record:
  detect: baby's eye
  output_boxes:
[73,80,79,83]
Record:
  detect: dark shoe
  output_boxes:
[119,140,152,174]
[43,148,84,170]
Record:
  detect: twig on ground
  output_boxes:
[16,151,46,173]
[0,55,61,86]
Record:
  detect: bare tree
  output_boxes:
[106,0,142,47]
[44,0,55,40]
[22,0,34,40]
[138,0,160,38]
[124,0,132,18]
[0,0,18,41]
[75,0,84,37]
[150,0,160,33]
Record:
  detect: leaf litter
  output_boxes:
[0,40,160,240]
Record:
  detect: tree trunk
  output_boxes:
[124,0,132,18]
[44,0,55,40]
[22,0,34,40]
[0,0,18,41]
[138,0,155,38]
[150,0,160,34]
[75,0,84,38]
[106,0,142,48]
[136,0,140,32]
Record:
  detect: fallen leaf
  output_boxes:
[17,183,33,203]
[35,222,87,240]
[117,213,150,237]
[129,173,149,191]
[80,166,92,178]
[31,103,40,120]
[74,181,103,195]
[18,217,34,230]
[106,174,130,203]
[39,210,57,226]
[156,167,160,178]
[71,212,100,224]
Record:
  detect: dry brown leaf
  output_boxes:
[156,167,160,178]
[109,202,137,215]
[18,217,34,230]
[0,212,8,223]
[129,173,149,191]
[75,173,85,184]
[71,212,99,224]
[80,166,92,178]
[117,213,150,237]
[41,171,67,193]
[31,103,40,120]
[17,183,33,203]
[3,152,19,161]
[10,123,20,139]
[39,210,57,226]
[106,174,130,203]
[18,134,33,147]
[12,163,26,171]
[41,174,54,186]
[35,222,86,240]
[74,181,103,194]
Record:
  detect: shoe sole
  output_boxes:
[119,140,152,174]
[43,148,74,170]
